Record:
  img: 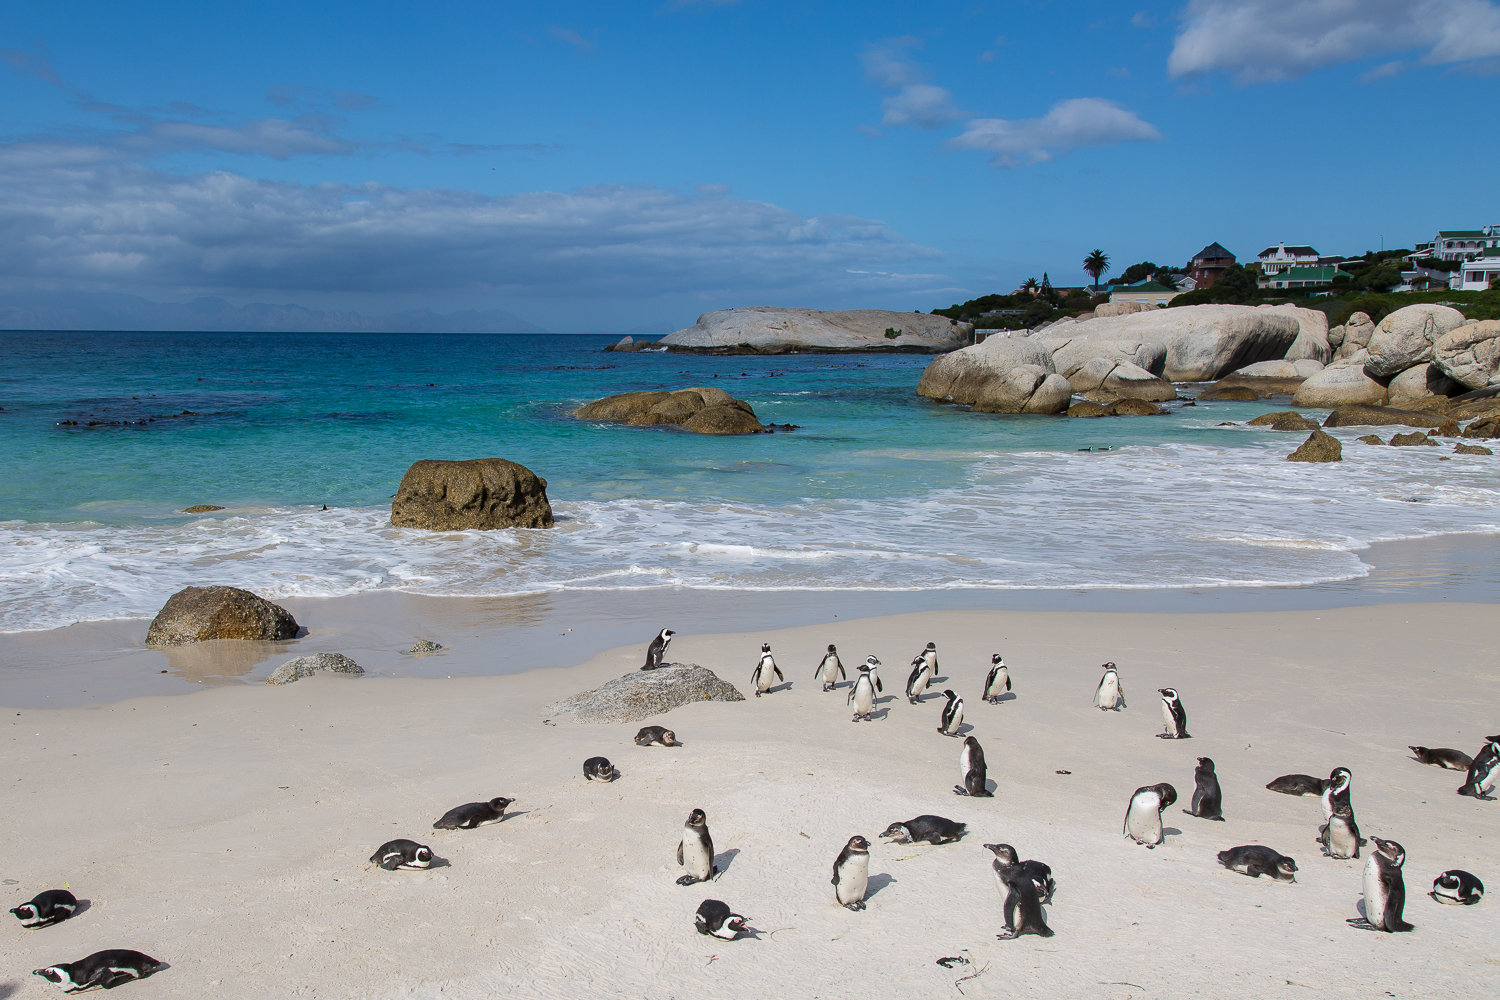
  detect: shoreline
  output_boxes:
[2,533,1496,709]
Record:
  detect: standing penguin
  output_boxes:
[984,843,1056,903]
[936,690,965,737]
[750,643,784,697]
[1350,838,1413,932]
[918,641,939,676]
[955,735,992,797]
[985,844,1053,938]
[1093,662,1125,711]
[1187,757,1224,820]
[848,656,883,721]
[1319,803,1365,859]
[982,654,1011,704]
[1122,783,1177,847]
[1157,688,1189,739]
[1458,735,1500,798]
[814,645,845,691]
[676,808,717,885]
[1321,767,1353,820]
[641,628,676,670]
[831,835,872,910]
[905,654,935,704]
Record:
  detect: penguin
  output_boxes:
[641,628,675,670]
[831,835,871,910]
[432,797,514,830]
[694,899,748,939]
[1431,870,1484,905]
[1408,746,1473,771]
[1157,687,1189,739]
[1321,767,1352,820]
[9,889,78,928]
[1187,757,1224,821]
[982,654,1011,704]
[1092,662,1125,711]
[634,726,677,747]
[985,844,1053,938]
[750,643,783,697]
[918,641,939,675]
[583,756,616,781]
[1217,845,1297,882]
[1265,773,1327,797]
[1349,838,1413,932]
[1318,803,1365,859]
[954,735,992,797]
[905,654,935,705]
[981,843,1055,902]
[1122,783,1177,847]
[848,656,882,721]
[814,644,845,691]
[676,808,716,885]
[1457,735,1500,798]
[877,815,967,845]
[32,950,162,992]
[370,839,433,870]
[936,690,964,737]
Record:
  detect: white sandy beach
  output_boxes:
[3,603,1498,999]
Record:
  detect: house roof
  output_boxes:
[1438,230,1488,238]
[1191,242,1234,263]
[1269,266,1348,281]
[1259,245,1319,258]
[1113,280,1177,293]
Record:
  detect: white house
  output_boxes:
[1257,243,1320,275]
[1457,248,1500,291]
[1430,227,1500,261]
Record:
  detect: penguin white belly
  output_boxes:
[1124,791,1163,844]
[681,832,714,881]
[835,854,869,905]
[910,666,931,699]
[986,668,1009,699]
[1363,855,1388,929]
[1095,675,1120,709]
[1160,699,1175,733]
[755,666,773,692]
[959,742,975,783]
[942,700,963,734]
[821,659,840,685]
[854,680,874,715]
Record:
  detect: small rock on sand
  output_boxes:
[267,652,364,685]
[547,663,745,724]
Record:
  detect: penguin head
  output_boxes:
[660,629,676,641]
[1102,661,1116,671]
[687,808,707,827]
[761,643,771,653]
[983,843,1019,865]
[725,914,748,933]
[1153,783,1179,808]
[991,654,1003,665]
[1159,687,1178,701]
[10,904,37,922]
[943,689,958,702]
[33,965,74,987]
[1372,838,1406,865]
[1328,767,1351,791]
[845,835,870,853]
[488,797,514,813]
[660,729,677,745]
[864,655,880,667]
[1433,872,1461,892]
[412,847,433,866]
[878,822,910,841]
[1196,756,1216,773]
[925,642,936,651]
[1275,857,1298,880]
[827,644,837,653]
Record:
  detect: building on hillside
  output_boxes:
[1257,265,1351,291]
[1187,242,1235,288]
[1257,243,1320,275]
[1109,280,1184,306]
[1430,227,1500,261]
[1394,263,1454,292]
[1458,248,1500,290]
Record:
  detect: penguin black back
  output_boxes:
[1265,773,1327,796]
[9,889,77,928]
[955,735,991,797]
[432,797,514,830]
[1431,870,1483,905]
[1188,757,1224,820]
[1408,746,1473,771]
[1217,845,1297,881]
[33,949,162,991]
[583,756,616,781]
[877,815,967,845]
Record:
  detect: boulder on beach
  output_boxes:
[145,585,299,646]
[1432,320,1500,390]
[1292,351,1389,407]
[1363,304,1468,379]
[390,458,554,531]
[267,652,364,685]
[660,307,968,354]
[1199,374,1305,399]
[1067,398,1164,417]
[916,338,1072,414]
[1260,303,1331,364]
[1287,429,1342,463]
[1386,363,1462,407]
[1247,411,1321,431]
[1232,359,1324,378]
[1034,336,1167,378]
[1333,312,1376,359]
[546,663,746,724]
[1066,357,1177,402]
[1091,301,1158,318]
[1198,385,1261,401]
[1321,404,1461,435]
[572,387,764,434]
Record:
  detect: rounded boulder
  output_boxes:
[391,458,554,531]
[145,585,299,646]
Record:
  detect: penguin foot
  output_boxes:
[1345,918,1377,931]
[843,901,865,911]
[754,692,761,698]
[953,785,968,796]
[676,875,706,886]
[995,928,1018,940]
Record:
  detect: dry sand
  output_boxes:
[2,603,1498,999]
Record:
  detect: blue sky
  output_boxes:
[2,0,1498,331]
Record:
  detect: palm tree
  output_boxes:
[1156,270,1180,291]
[1021,276,1039,295]
[1083,249,1110,290]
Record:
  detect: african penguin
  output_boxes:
[9,889,77,929]
[1092,662,1125,711]
[634,726,677,747]
[1431,870,1484,905]
[982,843,1055,903]
[936,690,964,737]
[814,644,845,691]
[1157,687,1189,739]
[694,899,749,939]
[1187,757,1224,821]
[1321,767,1352,821]
[1318,803,1365,860]
[877,815,967,845]
[750,643,783,697]
[1265,773,1327,797]
[1122,783,1177,847]
[905,654,935,705]
[1458,735,1500,798]
[370,839,433,870]
[831,835,871,910]
[848,656,883,721]
[1408,746,1473,771]
[1217,845,1297,881]
[583,756,616,781]
[1350,838,1413,932]
[954,735,992,797]
[641,628,675,670]
[33,950,162,992]
[982,654,1011,704]
[985,844,1053,938]
[432,797,514,830]
[676,808,717,885]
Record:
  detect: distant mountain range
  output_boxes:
[0,292,548,334]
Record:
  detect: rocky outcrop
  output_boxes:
[604,336,658,353]
[1333,312,1376,359]
[1463,416,1500,438]
[1433,320,1500,389]
[546,663,745,724]
[1065,357,1176,402]
[1322,404,1461,435]
[182,504,225,513]
[660,308,968,354]
[390,458,554,531]
[145,585,299,646]
[1389,431,1438,447]
[1200,375,1305,399]
[1248,411,1320,431]
[267,652,364,685]
[1287,430,1342,463]
[1034,336,1167,377]
[1364,304,1468,379]
[916,338,1072,414]
[572,387,764,435]
[1067,399,1164,417]
[1197,385,1261,401]
[1386,363,1462,407]
[1232,359,1324,378]
[1261,304,1331,364]
[1455,442,1494,455]
[1092,301,1158,318]
[1292,350,1389,407]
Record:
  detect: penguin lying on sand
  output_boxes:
[370,839,433,870]
[1217,845,1297,881]
[878,816,967,845]
[33,950,162,992]
[694,899,749,939]
[433,797,514,830]
[1431,870,1483,905]
[10,890,77,929]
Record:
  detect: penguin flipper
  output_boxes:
[838,665,846,680]
[676,841,684,866]
[874,677,883,693]
[774,665,784,682]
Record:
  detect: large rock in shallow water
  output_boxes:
[573,387,763,434]
[661,307,967,354]
[1292,350,1389,407]
[267,652,364,685]
[1287,430,1342,463]
[1433,320,1500,390]
[1387,363,1461,407]
[391,458,554,531]
[546,663,746,724]
[917,338,1072,413]
[1364,304,1467,379]
[1322,404,1460,435]
[146,585,299,646]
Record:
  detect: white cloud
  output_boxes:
[548,26,598,55]
[1169,0,1500,83]
[861,39,965,129]
[948,98,1163,167]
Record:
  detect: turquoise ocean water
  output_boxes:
[2,330,1497,632]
